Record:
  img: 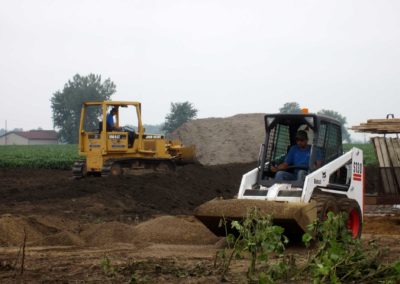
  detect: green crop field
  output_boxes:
[0,143,377,170]
[343,143,377,166]
[0,144,79,170]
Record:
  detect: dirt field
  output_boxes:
[0,165,400,283]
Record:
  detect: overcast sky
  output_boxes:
[1,0,399,139]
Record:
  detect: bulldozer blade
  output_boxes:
[194,198,317,237]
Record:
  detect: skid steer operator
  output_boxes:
[271,130,321,181]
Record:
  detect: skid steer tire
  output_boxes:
[309,195,340,241]
[339,199,362,239]
[313,195,339,222]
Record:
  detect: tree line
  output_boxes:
[50,74,197,143]
[50,74,350,144]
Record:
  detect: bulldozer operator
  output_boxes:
[271,130,321,181]
[106,107,119,131]
[106,107,135,147]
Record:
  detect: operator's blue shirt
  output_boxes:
[106,113,114,129]
[285,145,312,168]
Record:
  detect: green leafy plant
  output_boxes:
[302,212,400,284]
[100,256,117,277]
[213,216,237,279]
[216,208,292,283]
[217,209,400,284]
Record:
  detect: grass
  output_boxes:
[343,143,377,166]
[0,144,79,170]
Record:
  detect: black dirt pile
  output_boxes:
[0,163,255,221]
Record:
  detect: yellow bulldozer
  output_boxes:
[72,101,195,178]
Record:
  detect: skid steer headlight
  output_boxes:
[304,117,314,128]
[266,117,275,128]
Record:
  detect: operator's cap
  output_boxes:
[296,130,308,140]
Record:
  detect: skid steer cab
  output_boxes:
[72,101,195,178]
[195,112,364,239]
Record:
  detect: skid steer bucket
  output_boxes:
[194,199,317,237]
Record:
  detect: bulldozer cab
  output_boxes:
[258,113,343,187]
[78,101,145,156]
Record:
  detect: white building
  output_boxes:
[0,130,58,145]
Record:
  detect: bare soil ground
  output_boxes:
[0,165,399,283]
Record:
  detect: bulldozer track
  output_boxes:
[101,158,176,177]
[72,160,86,179]
[101,159,114,177]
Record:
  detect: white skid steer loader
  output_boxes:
[195,112,364,238]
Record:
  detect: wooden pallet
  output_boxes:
[351,119,400,134]
[372,137,400,195]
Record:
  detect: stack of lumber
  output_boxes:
[372,137,400,195]
[351,118,400,134]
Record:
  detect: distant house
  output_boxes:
[0,130,58,145]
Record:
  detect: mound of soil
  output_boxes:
[31,231,85,247]
[81,221,136,247]
[0,163,255,221]
[172,113,266,165]
[132,216,219,245]
[0,214,59,246]
[0,214,219,247]
[0,163,254,247]
[5,163,396,249]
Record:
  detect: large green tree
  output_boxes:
[51,74,116,143]
[162,102,198,134]
[317,109,351,143]
[279,102,302,114]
